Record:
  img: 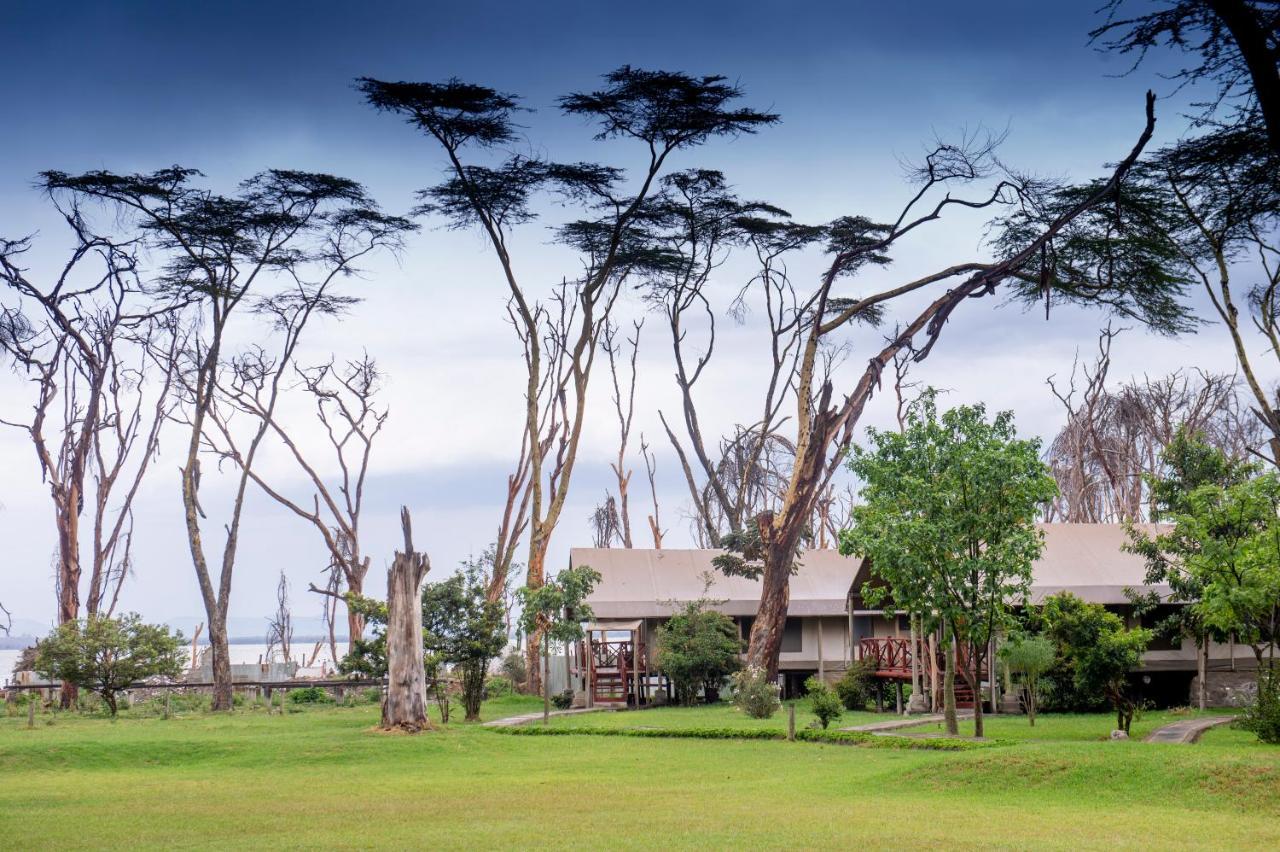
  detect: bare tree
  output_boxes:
[40,167,414,710]
[600,318,642,548]
[265,570,293,663]
[1,209,178,705]
[1046,326,1264,521]
[640,435,665,548]
[213,353,388,647]
[360,69,777,691]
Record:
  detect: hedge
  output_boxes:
[492,724,1004,751]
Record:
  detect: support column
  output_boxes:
[817,619,825,681]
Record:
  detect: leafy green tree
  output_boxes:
[1127,429,1255,706]
[421,567,507,722]
[1038,593,1151,733]
[653,600,742,705]
[999,634,1056,726]
[841,391,1057,737]
[833,659,875,711]
[517,564,601,723]
[804,676,843,729]
[35,614,184,715]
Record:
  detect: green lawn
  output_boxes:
[2,697,1278,849]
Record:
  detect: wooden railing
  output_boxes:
[859,637,916,677]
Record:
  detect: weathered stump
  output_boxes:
[381,507,431,732]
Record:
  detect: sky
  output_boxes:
[0,1,1265,635]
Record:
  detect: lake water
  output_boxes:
[2,641,350,685]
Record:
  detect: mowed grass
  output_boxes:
[2,697,1279,850]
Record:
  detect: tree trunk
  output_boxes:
[524,535,550,694]
[744,512,803,678]
[1208,0,1280,154]
[381,508,431,733]
[943,630,958,736]
[56,500,81,709]
[542,634,551,725]
[1027,682,1037,726]
[208,619,233,712]
[969,642,984,739]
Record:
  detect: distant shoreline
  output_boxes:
[1,634,350,650]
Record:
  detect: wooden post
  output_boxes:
[909,615,920,696]
[632,628,641,708]
[895,681,904,715]
[164,691,171,720]
[787,703,796,741]
[28,695,36,728]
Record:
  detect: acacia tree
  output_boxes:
[841,394,1058,737]
[382,508,431,732]
[40,167,414,710]
[360,68,776,688]
[718,95,1180,677]
[1,208,179,705]
[1093,1,1280,153]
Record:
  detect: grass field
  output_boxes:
[3,696,1278,849]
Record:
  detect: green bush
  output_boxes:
[834,660,875,711]
[501,651,528,691]
[731,665,780,719]
[805,676,843,729]
[551,689,574,710]
[1239,666,1280,744]
[287,686,334,705]
[653,600,742,705]
[485,676,514,698]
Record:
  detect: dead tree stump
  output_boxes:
[381,507,431,732]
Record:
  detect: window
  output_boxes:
[897,614,911,634]
[738,616,803,652]
[781,618,803,653]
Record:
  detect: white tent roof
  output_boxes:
[573,523,1172,618]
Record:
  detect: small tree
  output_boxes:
[1039,592,1151,734]
[804,675,843,729]
[35,614,184,715]
[841,391,1057,737]
[653,599,742,705]
[421,566,507,722]
[999,634,1055,726]
[517,564,601,724]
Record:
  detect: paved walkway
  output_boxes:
[482,707,613,728]
[1143,715,1236,744]
[839,711,972,734]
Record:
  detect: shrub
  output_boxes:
[485,676,514,698]
[501,651,528,691]
[805,676,844,729]
[731,665,780,719]
[551,689,575,710]
[287,686,334,705]
[999,633,1055,725]
[1239,665,1280,744]
[653,600,742,705]
[834,660,875,711]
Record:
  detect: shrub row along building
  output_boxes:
[571,523,1258,710]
